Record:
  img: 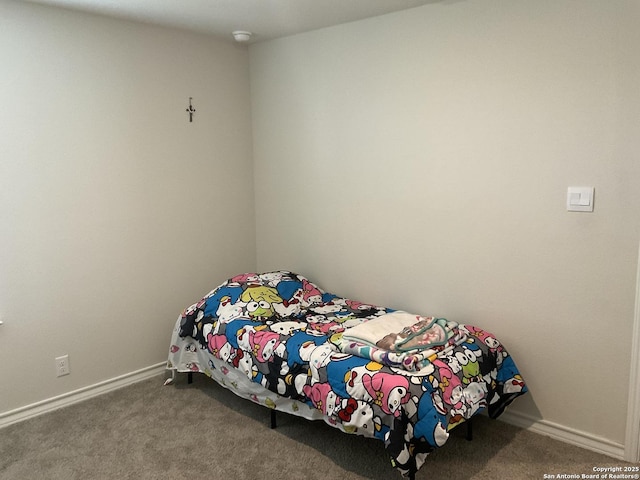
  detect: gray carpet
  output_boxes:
[1,373,636,479]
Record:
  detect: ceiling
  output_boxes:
[23,0,438,44]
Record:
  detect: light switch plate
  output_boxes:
[567,186,594,212]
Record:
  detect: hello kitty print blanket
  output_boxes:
[168,271,527,477]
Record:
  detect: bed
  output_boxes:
[166,271,527,478]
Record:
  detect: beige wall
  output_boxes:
[250,0,640,445]
[0,1,255,413]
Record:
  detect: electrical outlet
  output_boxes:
[55,355,70,377]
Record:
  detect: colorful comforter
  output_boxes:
[167,271,527,477]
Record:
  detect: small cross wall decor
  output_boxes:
[186,97,196,122]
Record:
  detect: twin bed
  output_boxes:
[166,271,527,478]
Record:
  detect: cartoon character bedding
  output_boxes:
[167,271,527,478]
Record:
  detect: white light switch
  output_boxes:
[567,187,594,212]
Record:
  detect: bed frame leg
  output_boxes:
[270,409,277,429]
[187,372,193,384]
[466,417,473,441]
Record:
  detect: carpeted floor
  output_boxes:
[0,373,636,479]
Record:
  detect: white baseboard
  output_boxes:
[0,362,167,429]
[499,409,625,460]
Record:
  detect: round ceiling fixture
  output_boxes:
[232,31,252,43]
